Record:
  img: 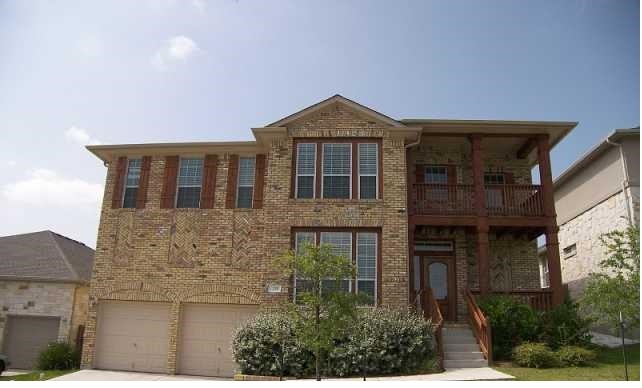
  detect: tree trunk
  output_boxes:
[315,304,321,381]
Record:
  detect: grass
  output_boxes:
[0,370,76,381]
[494,344,639,381]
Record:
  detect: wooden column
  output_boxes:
[408,222,416,305]
[471,134,490,295]
[537,134,564,306]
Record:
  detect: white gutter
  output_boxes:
[606,135,634,226]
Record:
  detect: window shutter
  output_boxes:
[200,154,218,209]
[160,156,179,209]
[415,164,424,184]
[505,172,514,184]
[447,165,457,185]
[111,156,127,209]
[135,156,152,209]
[253,154,266,209]
[225,154,239,208]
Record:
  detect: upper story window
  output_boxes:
[122,158,142,208]
[295,143,316,199]
[176,158,203,208]
[237,157,256,208]
[425,166,448,184]
[358,143,378,199]
[484,173,505,185]
[294,140,380,200]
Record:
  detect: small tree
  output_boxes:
[274,242,363,380]
[581,224,640,333]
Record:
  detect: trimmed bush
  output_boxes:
[232,311,314,377]
[36,342,80,370]
[232,308,437,377]
[556,346,597,367]
[478,295,540,360]
[539,300,592,350]
[512,342,558,368]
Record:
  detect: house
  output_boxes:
[543,128,639,300]
[0,230,95,369]
[82,95,576,376]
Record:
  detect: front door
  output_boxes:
[423,256,456,321]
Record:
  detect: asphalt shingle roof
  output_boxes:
[0,230,95,283]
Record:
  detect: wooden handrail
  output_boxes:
[464,289,492,362]
[425,288,444,371]
[469,289,554,311]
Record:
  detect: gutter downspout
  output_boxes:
[606,135,634,226]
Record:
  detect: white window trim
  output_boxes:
[295,143,317,199]
[356,232,377,306]
[358,143,378,200]
[321,143,352,199]
[175,157,204,208]
[236,156,256,208]
[293,232,316,304]
[122,158,142,207]
[562,243,577,259]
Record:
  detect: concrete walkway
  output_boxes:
[304,368,514,381]
[591,331,639,348]
[2,369,31,377]
[50,370,229,381]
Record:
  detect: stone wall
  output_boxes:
[81,103,409,372]
[0,280,78,350]
[559,190,633,299]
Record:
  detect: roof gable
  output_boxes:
[267,94,405,128]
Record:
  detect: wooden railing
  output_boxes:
[412,184,544,217]
[464,289,492,362]
[424,288,444,371]
[470,289,554,311]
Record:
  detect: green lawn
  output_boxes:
[0,370,76,381]
[494,345,640,381]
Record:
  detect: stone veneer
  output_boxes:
[0,280,87,350]
[559,189,636,299]
[81,104,409,373]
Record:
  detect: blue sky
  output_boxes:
[0,0,639,247]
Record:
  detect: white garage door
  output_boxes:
[95,301,170,373]
[177,304,257,377]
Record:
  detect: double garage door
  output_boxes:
[95,301,256,377]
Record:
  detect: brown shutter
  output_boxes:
[504,172,515,184]
[415,164,424,184]
[135,156,152,209]
[447,165,457,185]
[200,154,218,209]
[111,157,127,209]
[253,154,266,209]
[225,154,239,208]
[160,156,179,209]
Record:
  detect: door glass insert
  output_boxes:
[429,262,448,299]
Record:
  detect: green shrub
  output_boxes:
[556,346,597,367]
[539,300,592,349]
[325,308,436,376]
[36,342,80,370]
[478,295,541,360]
[232,308,436,377]
[232,311,314,377]
[512,342,558,368]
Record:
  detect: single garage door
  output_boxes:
[177,304,257,377]
[3,315,60,369]
[95,301,170,373]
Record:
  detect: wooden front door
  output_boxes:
[423,256,456,321]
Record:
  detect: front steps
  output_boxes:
[442,324,488,368]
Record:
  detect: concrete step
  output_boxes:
[443,359,489,368]
[441,335,478,344]
[444,351,485,360]
[442,330,476,339]
[443,343,481,352]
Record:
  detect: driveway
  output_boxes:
[50,370,229,381]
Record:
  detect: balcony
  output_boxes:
[412,183,544,217]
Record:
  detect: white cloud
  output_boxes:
[75,36,103,59]
[2,169,103,208]
[6,160,16,167]
[65,126,101,145]
[192,0,206,13]
[151,35,201,71]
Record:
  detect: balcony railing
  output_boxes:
[470,289,554,311]
[412,184,544,217]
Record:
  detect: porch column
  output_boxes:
[408,222,416,305]
[471,134,490,295]
[537,134,564,306]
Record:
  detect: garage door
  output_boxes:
[3,315,60,369]
[95,301,170,373]
[177,304,257,377]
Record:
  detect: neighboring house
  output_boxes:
[82,95,576,376]
[0,230,95,369]
[541,128,639,300]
